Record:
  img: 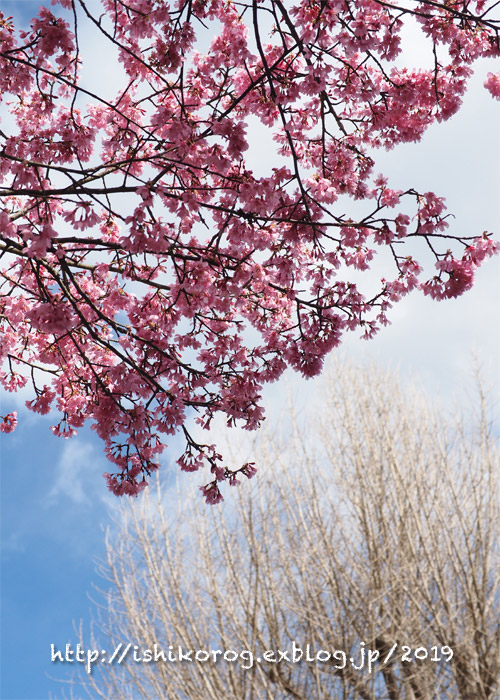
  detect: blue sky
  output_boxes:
[1,420,112,699]
[0,4,499,699]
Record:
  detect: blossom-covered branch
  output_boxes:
[0,0,498,500]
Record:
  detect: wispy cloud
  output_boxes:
[47,439,100,506]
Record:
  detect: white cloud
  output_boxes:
[47,437,115,509]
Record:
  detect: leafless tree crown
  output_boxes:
[61,361,499,700]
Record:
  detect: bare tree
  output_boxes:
[61,360,499,700]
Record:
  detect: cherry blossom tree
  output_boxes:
[0,0,499,500]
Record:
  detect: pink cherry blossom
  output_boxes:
[484,72,500,99]
[199,481,224,506]
[0,412,17,433]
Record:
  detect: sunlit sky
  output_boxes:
[0,2,499,699]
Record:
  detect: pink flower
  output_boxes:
[240,462,257,479]
[27,302,77,335]
[177,450,204,472]
[199,481,224,505]
[439,259,475,298]
[484,72,500,100]
[465,234,499,264]
[0,412,17,433]
[1,372,28,392]
[104,473,148,497]
[26,386,56,415]
[51,419,77,438]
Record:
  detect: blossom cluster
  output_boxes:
[0,0,498,500]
